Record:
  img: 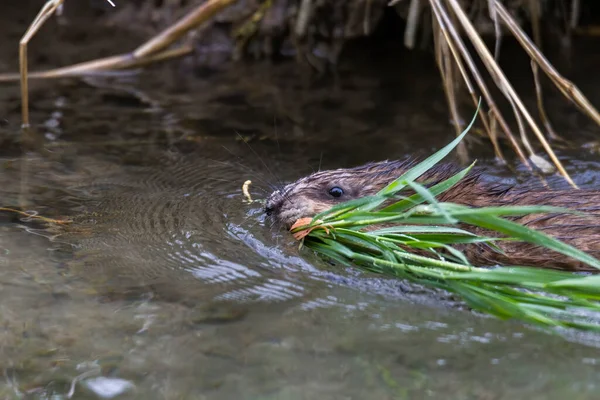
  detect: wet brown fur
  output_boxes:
[265,160,600,272]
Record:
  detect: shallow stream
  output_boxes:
[2,6,600,399]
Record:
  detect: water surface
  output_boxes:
[2,10,600,399]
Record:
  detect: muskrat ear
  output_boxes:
[328,186,344,198]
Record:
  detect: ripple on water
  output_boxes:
[62,153,340,307]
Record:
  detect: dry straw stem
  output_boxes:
[428,0,600,189]
[494,1,600,127]
[525,0,561,142]
[133,0,238,58]
[434,27,465,161]
[432,7,502,164]
[429,0,529,169]
[2,0,238,127]
[19,0,65,128]
[0,46,194,81]
[435,0,578,188]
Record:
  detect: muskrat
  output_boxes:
[264,160,600,272]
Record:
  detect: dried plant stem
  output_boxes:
[526,0,561,141]
[444,0,576,188]
[433,9,506,162]
[494,1,600,127]
[433,20,468,162]
[431,4,503,162]
[0,46,193,82]
[19,0,65,128]
[404,0,423,49]
[531,61,562,141]
[2,0,237,128]
[133,0,237,58]
[570,0,581,29]
[295,0,313,37]
[429,0,526,167]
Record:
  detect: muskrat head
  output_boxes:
[265,161,408,228]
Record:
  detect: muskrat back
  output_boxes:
[264,160,600,272]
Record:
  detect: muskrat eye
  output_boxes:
[328,186,344,198]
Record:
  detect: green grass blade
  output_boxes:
[380,162,476,213]
[406,181,457,224]
[377,100,481,198]
[546,275,600,294]
[454,213,600,270]
[446,266,576,286]
[369,225,477,236]
[310,195,381,224]
[443,203,577,218]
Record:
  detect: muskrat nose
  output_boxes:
[265,190,283,216]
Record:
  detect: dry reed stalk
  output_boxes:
[0,46,193,81]
[494,1,600,127]
[433,17,468,162]
[404,0,423,49]
[431,2,504,163]
[435,0,578,188]
[19,0,65,128]
[2,0,238,129]
[429,0,529,169]
[570,0,580,30]
[0,207,71,225]
[432,4,505,161]
[133,0,238,58]
[524,0,560,142]
[531,60,561,141]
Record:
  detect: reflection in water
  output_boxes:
[1,26,600,399]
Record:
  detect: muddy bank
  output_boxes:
[91,0,600,68]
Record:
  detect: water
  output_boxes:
[2,7,600,398]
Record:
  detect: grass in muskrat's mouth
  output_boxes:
[290,102,600,334]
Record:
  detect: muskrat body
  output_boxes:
[265,160,600,272]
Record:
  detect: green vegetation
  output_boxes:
[291,104,600,333]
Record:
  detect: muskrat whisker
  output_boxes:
[239,218,264,242]
[201,177,240,184]
[245,186,269,196]
[233,131,286,189]
[268,218,279,232]
[206,155,279,193]
[235,212,260,235]
[218,146,281,192]
[273,116,282,159]
[318,151,323,173]
[167,166,269,195]
[279,186,298,204]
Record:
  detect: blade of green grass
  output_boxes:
[376,99,481,199]
[453,212,600,270]
[380,162,476,213]
[546,275,600,294]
